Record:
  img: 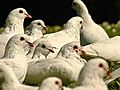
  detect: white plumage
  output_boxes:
[0,64,38,90]
[44,16,83,58]
[25,19,47,42]
[26,38,55,61]
[24,41,86,86]
[83,36,120,62]
[73,58,109,90]
[0,8,32,58]
[72,0,109,46]
[0,34,33,83]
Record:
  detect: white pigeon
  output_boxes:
[0,8,32,58]
[72,58,110,90]
[4,8,32,34]
[72,0,109,46]
[0,34,34,83]
[25,19,47,42]
[0,64,38,90]
[44,16,83,58]
[83,36,120,62]
[26,38,55,60]
[105,67,120,84]
[24,41,86,86]
[38,77,63,90]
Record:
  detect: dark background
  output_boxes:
[0,0,120,26]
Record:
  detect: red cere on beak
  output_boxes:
[76,47,86,57]
[107,70,112,78]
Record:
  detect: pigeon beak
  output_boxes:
[106,70,112,78]
[59,85,64,90]
[43,26,48,31]
[26,41,34,47]
[24,13,32,18]
[75,47,86,56]
[47,48,54,53]
[42,26,48,33]
[103,66,112,79]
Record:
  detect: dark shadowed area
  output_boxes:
[0,0,120,26]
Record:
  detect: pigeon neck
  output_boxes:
[32,52,45,59]
[5,16,24,34]
[26,48,33,60]
[26,40,40,59]
[38,86,50,90]
[77,0,93,23]
[3,42,25,58]
[38,83,56,90]
[65,26,80,41]
[30,28,43,40]
[26,46,35,59]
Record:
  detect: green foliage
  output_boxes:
[0,27,4,33]
[45,25,63,34]
[100,21,120,90]
[107,61,120,90]
[101,20,120,38]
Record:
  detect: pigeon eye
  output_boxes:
[72,2,77,6]
[19,10,23,13]
[20,37,25,41]
[99,63,103,68]
[73,45,78,49]
[80,21,82,24]
[42,44,46,48]
[37,22,41,25]
[55,81,59,85]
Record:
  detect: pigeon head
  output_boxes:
[3,34,34,58]
[30,20,47,33]
[72,0,90,20]
[32,39,55,59]
[4,8,32,34]
[6,8,32,25]
[72,0,81,14]
[7,34,33,47]
[57,41,83,59]
[25,19,47,36]
[78,58,110,86]
[77,58,110,90]
[38,77,63,90]
[64,16,83,30]
[87,58,110,78]
[9,8,32,19]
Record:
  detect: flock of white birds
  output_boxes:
[0,0,119,90]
